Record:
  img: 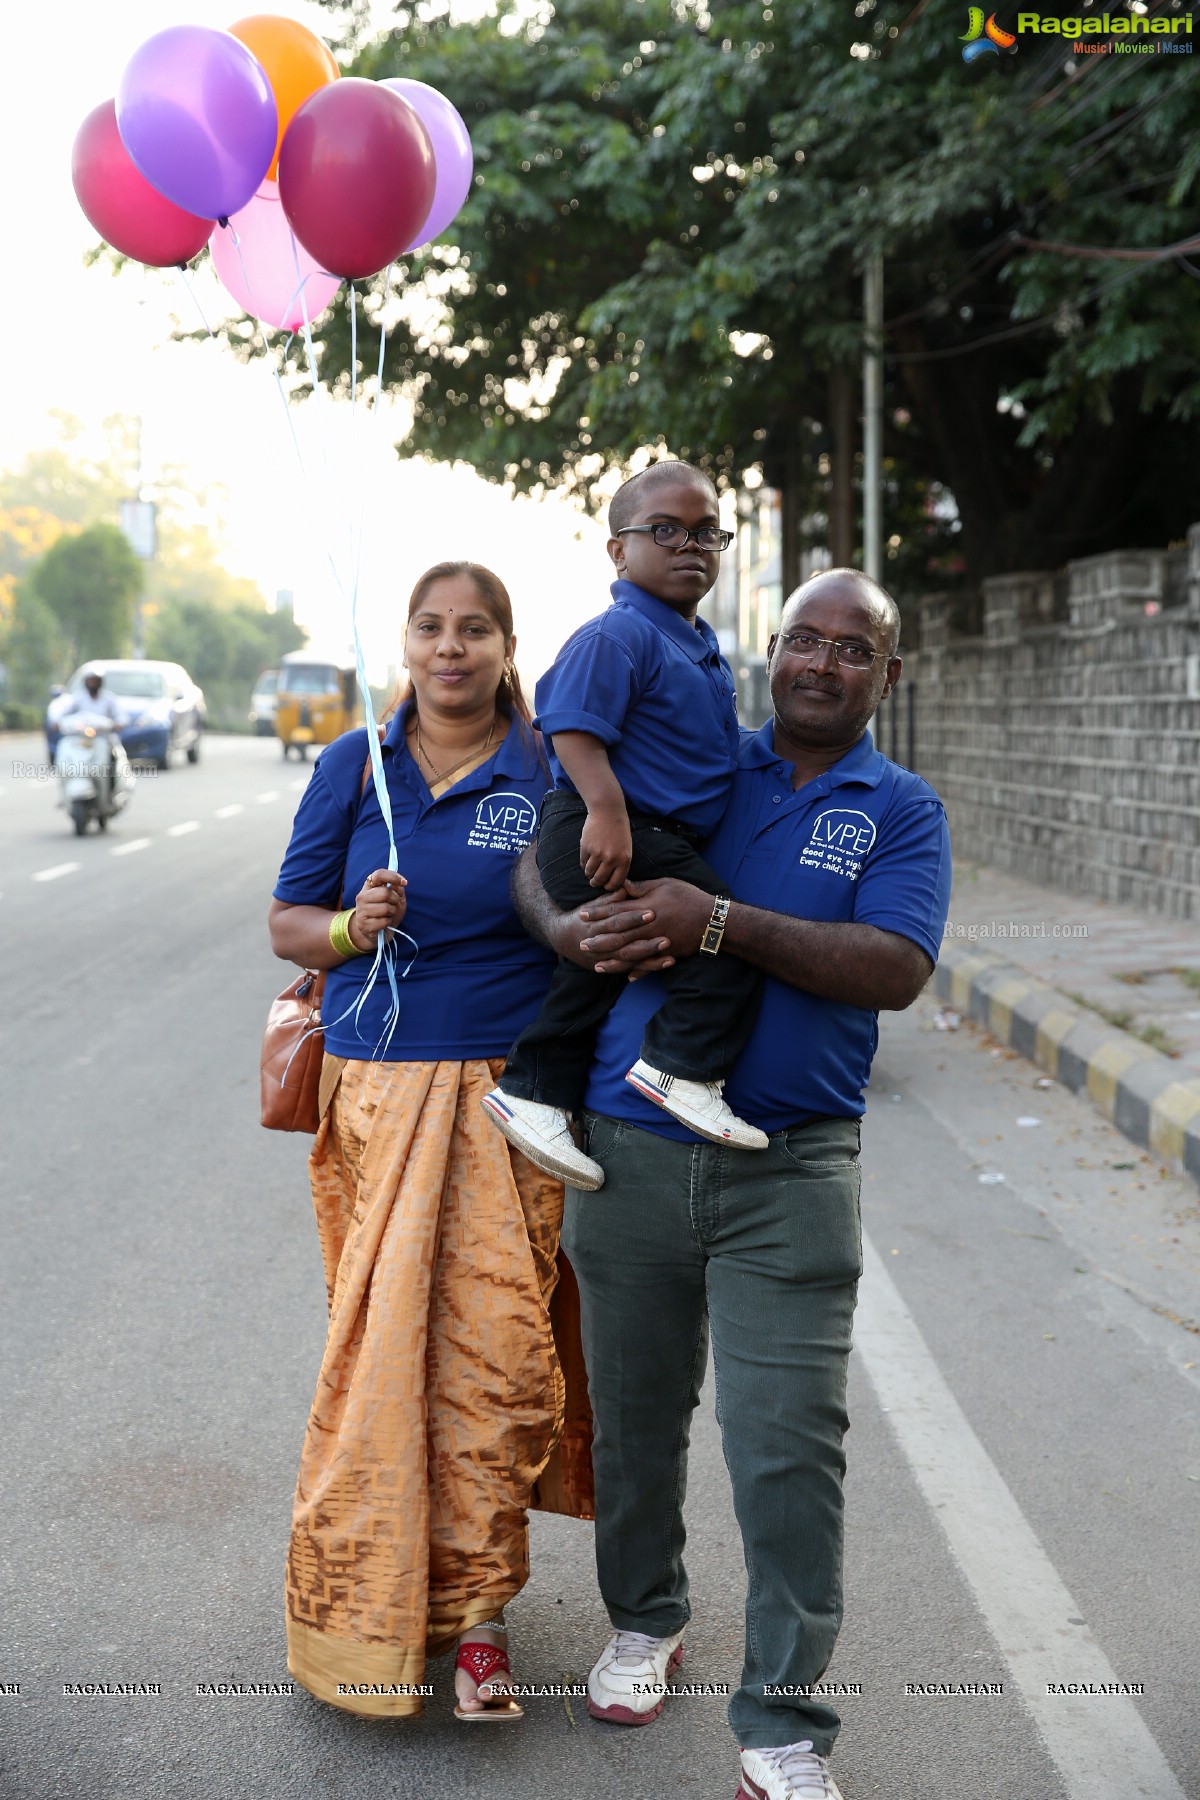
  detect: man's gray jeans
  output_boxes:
[563,1112,862,1753]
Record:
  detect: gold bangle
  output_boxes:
[699,895,731,956]
[329,907,365,958]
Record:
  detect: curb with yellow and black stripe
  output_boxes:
[932,945,1200,1185]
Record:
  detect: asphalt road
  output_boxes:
[1,731,1197,1800]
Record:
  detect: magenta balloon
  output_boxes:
[117,26,278,221]
[381,79,474,249]
[210,182,341,331]
[278,80,436,280]
[72,100,212,268]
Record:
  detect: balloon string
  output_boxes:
[348,282,358,586]
[273,266,409,1041]
[285,267,397,859]
[175,267,217,339]
[223,222,257,322]
[175,256,411,1032]
[350,281,358,413]
[352,265,394,705]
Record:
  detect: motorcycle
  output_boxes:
[55,716,135,836]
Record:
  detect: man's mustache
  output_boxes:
[791,676,843,698]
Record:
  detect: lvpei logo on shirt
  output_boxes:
[799,810,878,882]
[467,792,538,853]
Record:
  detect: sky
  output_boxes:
[0,0,611,684]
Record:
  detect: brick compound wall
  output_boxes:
[894,524,1200,920]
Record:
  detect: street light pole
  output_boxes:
[863,254,884,583]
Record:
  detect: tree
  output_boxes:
[0,505,65,628]
[31,524,142,667]
[0,417,294,719]
[280,0,1200,595]
[146,595,303,727]
[1,583,69,708]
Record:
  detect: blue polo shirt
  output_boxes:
[273,707,555,1060]
[533,579,741,835]
[583,723,952,1136]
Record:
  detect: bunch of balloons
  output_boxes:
[71,15,474,331]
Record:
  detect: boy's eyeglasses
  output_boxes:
[616,524,734,552]
[777,631,886,670]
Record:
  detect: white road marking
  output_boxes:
[166,820,201,837]
[214,804,243,818]
[856,1232,1186,1800]
[289,778,307,792]
[256,790,280,804]
[111,838,152,857]
[32,863,80,882]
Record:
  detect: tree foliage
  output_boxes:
[31,524,142,668]
[284,0,1200,592]
[0,419,300,724]
[146,596,302,727]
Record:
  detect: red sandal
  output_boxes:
[454,1634,523,1722]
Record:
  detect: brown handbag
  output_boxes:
[261,752,374,1133]
[260,968,326,1132]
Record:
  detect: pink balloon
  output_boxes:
[381,79,474,250]
[210,182,340,330]
[72,99,211,268]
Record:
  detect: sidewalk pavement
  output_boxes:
[933,862,1200,1185]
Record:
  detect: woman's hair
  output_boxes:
[384,560,534,730]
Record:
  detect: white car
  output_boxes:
[249,668,280,736]
[47,660,207,769]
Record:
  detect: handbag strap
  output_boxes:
[335,745,383,911]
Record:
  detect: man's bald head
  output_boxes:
[782,568,901,656]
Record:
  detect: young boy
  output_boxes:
[482,460,766,1191]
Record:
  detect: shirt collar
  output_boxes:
[381,697,537,782]
[740,720,887,789]
[610,579,719,662]
[379,702,404,752]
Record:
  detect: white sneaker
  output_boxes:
[737,1742,845,1800]
[481,1089,605,1191]
[586,1627,685,1725]
[625,1059,769,1150]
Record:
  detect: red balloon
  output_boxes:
[71,99,211,268]
[278,79,436,280]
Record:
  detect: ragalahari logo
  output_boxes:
[961,8,1018,59]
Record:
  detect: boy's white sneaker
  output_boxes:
[586,1627,685,1725]
[481,1089,605,1190]
[737,1742,845,1800]
[625,1059,769,1150]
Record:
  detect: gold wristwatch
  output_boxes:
[700,895,731,955]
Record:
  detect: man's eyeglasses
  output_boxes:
[777,631,887,670]
[616,524,734,552]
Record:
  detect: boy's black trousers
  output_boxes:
[501,790,763,1111]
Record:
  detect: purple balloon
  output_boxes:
[381,78,474,250]
[117,26,278,223]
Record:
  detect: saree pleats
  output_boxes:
[286,1055,577,1718]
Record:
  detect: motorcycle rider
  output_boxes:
[67,670,124,727]
[56,670,125,808]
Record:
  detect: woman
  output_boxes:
[269,561,591,1721]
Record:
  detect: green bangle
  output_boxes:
[329,907,365,958]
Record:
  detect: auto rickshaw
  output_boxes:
[274,654,362,759]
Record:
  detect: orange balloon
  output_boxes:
[228,15,339,182]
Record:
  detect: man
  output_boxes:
[516,568,951,1800]
[65,670,124,726]
[55,670,126,798]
